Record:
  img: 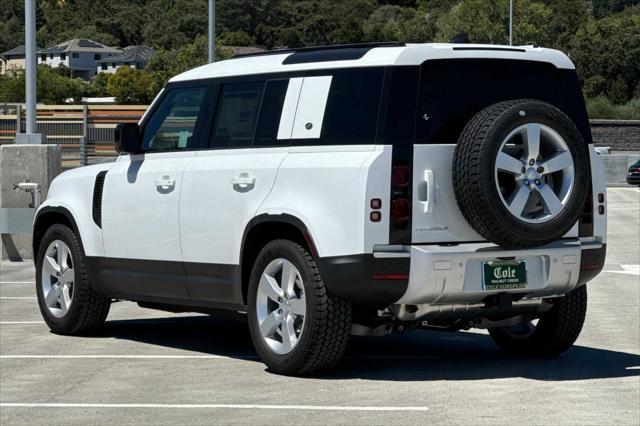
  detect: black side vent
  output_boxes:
[92,171,107,228]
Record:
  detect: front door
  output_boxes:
[101,85,210,299]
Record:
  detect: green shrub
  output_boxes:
[587,96,640,119]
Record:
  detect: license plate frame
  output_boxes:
[482,259,527,291]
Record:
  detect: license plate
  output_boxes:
[482,259,527,290]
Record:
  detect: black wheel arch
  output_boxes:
[32,206,82,263]
[240,214,317,305]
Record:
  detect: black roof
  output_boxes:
[95,46,155,64]
[1,45,41,58]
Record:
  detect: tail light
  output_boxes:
[390,165,411,233]
[391,198,410,222]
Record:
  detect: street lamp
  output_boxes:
[16,0,45,144]
[208,0,215,63]
[509,0,513,46]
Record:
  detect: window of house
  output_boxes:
[100,63,107,71]
[49,54,54,59]
[60,53,66,60]
[112,63,116,67]
[40,54,46,61]
[210,81,264,149]
[94,54,101,60]
[254,79,289,147]
[142,87,207,152]
[72,53,79,58]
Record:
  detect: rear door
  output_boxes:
[179,79,292,305]
[101,85,210,298]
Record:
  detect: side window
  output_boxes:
[142,86,207,152]
[254,79,289,146]
[211,81,264,149]
[320,68,384,145]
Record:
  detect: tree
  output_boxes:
[91,72,110,97]
[0,65,90,104]
[145,35,233,95]
[435,0,553,46]
[106,66,154,104]
[571,9,640,104]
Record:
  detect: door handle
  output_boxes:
[417,170,434,213]
[155,176,176,188]
[231,173,256,189]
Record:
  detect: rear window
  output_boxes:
[415,59,591,145]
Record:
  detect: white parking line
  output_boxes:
[0,354,254,360]
[0,321,42,324]
[0,297,36,300]
[0,402,430,412]
[0,354,438,360]
[0,281,35,284]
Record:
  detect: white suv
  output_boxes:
[33,42,607,375]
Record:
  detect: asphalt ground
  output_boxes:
[0,187,638,425]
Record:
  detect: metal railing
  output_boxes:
[0,103,147,170]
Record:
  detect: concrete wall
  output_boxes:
[591,120,640,152]
[0,144,61,261]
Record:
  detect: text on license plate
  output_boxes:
[482,259,527,290]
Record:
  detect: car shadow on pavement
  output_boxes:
[92,315,640,382]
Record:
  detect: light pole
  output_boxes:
[208,0,215,63]
[509,0,513,46]
[16,0,45,144]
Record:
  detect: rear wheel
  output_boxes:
[247,240,352,375]
[36,224,111,334]
[489,285,587,356]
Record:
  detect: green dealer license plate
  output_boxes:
[482,259,527,290]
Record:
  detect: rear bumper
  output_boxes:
[399,239,604,305]
[317,240,605,309]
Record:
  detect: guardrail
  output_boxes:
[1,104,639,171]
[0,103,146,170]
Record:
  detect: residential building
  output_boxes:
[95,46,154,74]
[38,39,121,80]
[1,45,41,74]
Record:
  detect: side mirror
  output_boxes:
[115,123,141,153]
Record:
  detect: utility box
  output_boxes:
[0,144,61,261]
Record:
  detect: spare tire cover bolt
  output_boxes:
[535,179,541,185]
[524,180,530,185]
[529,159,535,166]
[537,166,544,173]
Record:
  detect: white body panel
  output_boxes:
[180,147,287,265]
[412,145,483,243]
[36,163,114,257]
[101,152,194,261]
[259,145,385,257]
[589,146,608,244]
[290,76,332,139]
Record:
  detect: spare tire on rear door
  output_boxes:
[452,99,589,247]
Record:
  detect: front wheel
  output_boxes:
[489,285,587,356]
[247,240,352,375]
[35,224,111,335]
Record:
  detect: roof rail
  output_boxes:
[232,42,405,59]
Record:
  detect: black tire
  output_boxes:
[35,224,111,335]
[452,99,590,247]
[247,240,352,376]
[489,285,587,356]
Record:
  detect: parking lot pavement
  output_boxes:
[1,187,638,425]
